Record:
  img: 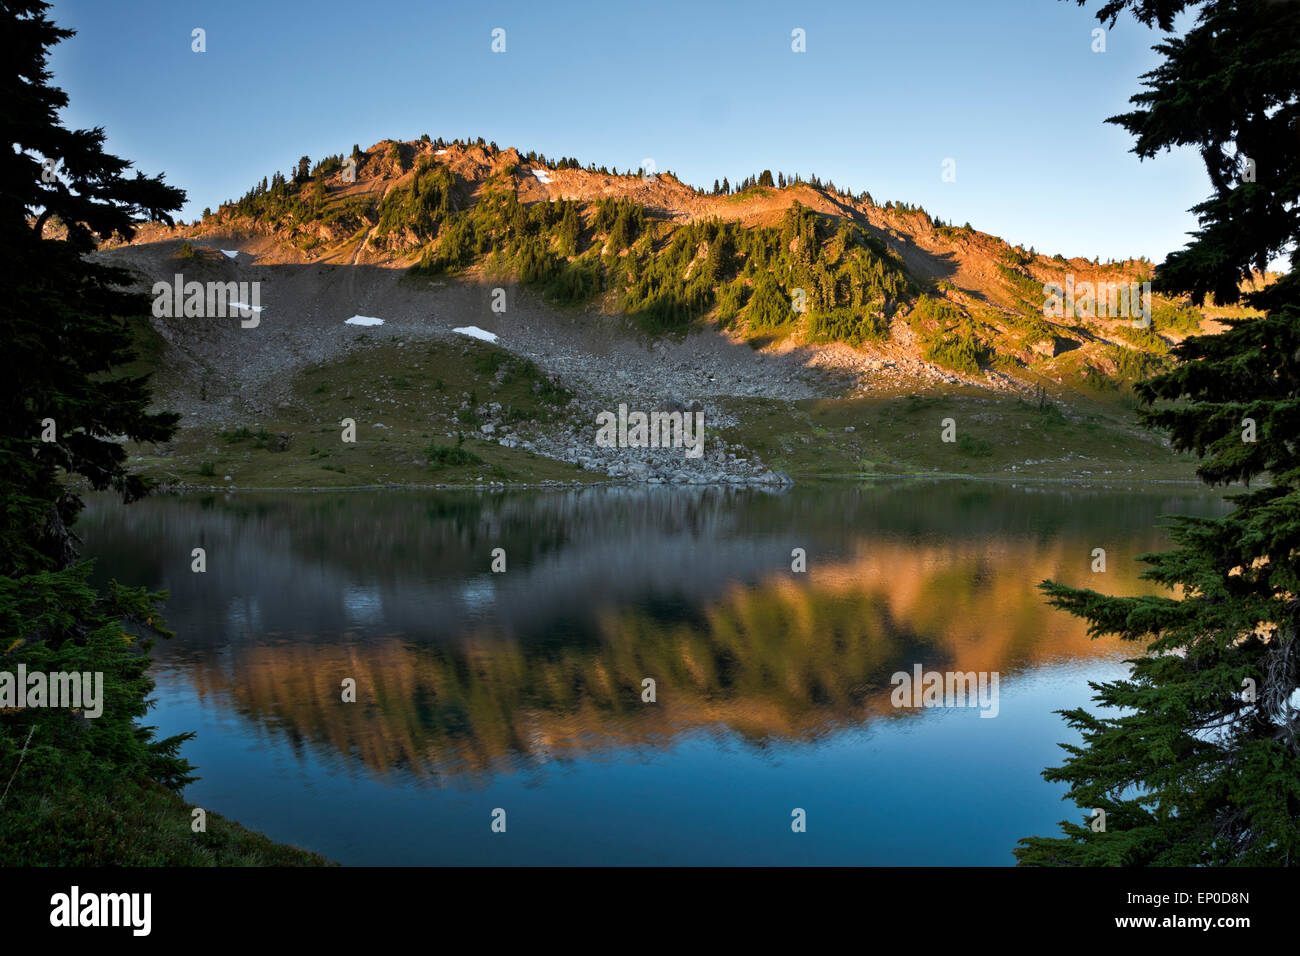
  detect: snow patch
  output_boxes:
[453,326,499,344]
[229,302,263,313]
[220,249,239,259]
[531,169,552,184]
[346,315,384,327]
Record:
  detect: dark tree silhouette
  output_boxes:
[1017,0,1300,866]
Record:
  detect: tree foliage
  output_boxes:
[1016,0,1300,866]
[0,0,195,832]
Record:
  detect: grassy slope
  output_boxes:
[130,337,601,488]
[720,389,1194,481]
[0,777,331,865]
[125,332,1196,487]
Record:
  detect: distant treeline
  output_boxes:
[394,163,915,336]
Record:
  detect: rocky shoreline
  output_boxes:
[459,389,794,486]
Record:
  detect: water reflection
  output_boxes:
[79,481,1226,863]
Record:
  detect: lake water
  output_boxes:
[78,481,1226,865]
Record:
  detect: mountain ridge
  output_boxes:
[114,135,1268,397]
[82,135,1275,490]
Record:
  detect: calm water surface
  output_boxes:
[79,481,1226,865]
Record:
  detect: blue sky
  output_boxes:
[49,0,1209,264]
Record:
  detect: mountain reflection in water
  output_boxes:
[79,481,1226,864]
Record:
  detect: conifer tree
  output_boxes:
[1,0,195,842]
[1016,0,1300,866]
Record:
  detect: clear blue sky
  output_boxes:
[49,0,1209,264]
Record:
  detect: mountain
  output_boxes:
[89,137,1271,488]
[128,137,1264,383]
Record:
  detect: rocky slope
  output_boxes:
[92,137,1260,486]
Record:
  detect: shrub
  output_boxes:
[1014,315,1056,347]
[1114,324,1171,354]
[806,308,889,347]
[923,327,987,375]
[546,256,601,304]
[377,160,456,238]
[715,278,750,326]
[908,294,962,330]
[426,441,484,469]
[746,274,795,333]
[1108,344,1173,381]
[1151,299,1203,335]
